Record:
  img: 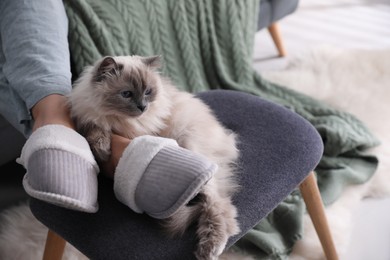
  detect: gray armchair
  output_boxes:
[258,0,300,57]
[0,116,26,211]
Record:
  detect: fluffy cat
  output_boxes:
[68,55,240,259]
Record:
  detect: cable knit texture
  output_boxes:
[63,0,379,258]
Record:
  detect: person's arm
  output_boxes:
[0,0,71,133]
[0,0,101,212]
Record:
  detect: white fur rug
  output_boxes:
[0,203,87,260]
[262,46,390,260]
[1,46,389,260]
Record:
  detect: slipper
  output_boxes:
[17,125,99,213]
[114,135,217,219]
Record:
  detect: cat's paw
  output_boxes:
[93,145,111,162]
[84,126,112,162]
[195,218,240,260]
[90,137,111,162]
[195,233,228,260]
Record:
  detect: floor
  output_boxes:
[252,0,390,259]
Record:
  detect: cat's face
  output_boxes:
[92,56,161,118]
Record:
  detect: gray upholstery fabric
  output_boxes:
[0,161,28,211]
[30,90,323,260]
[257,0,299,30]
[0,115,25,166]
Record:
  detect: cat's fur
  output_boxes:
[68,55,240,260]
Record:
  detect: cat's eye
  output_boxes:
[121,91,133,98]
[145,89,152,95]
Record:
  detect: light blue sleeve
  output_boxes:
[0,0,72,137]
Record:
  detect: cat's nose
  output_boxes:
[137,105,146,112]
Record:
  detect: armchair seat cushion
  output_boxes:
[30,90,323,259]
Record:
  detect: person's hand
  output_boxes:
[31,94,75,132]
[32,95,131,178]
[102,134,131,178]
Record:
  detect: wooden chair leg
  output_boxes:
[267,23,287,57]
[43,229,66,260]
[300,172,339,260]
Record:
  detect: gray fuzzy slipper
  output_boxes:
[113,136,217,219]
[17,125,99,213]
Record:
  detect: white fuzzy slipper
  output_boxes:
[17,125,99,213]
[114,135,217,219]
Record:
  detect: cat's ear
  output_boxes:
[142,55,161,69]
[95,56,121,82]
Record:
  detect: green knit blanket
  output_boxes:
[64,0,379,258]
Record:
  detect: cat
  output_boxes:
[68,55,240,260]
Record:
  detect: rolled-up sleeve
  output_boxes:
[0,0,72,111]
[0,0,72,136]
